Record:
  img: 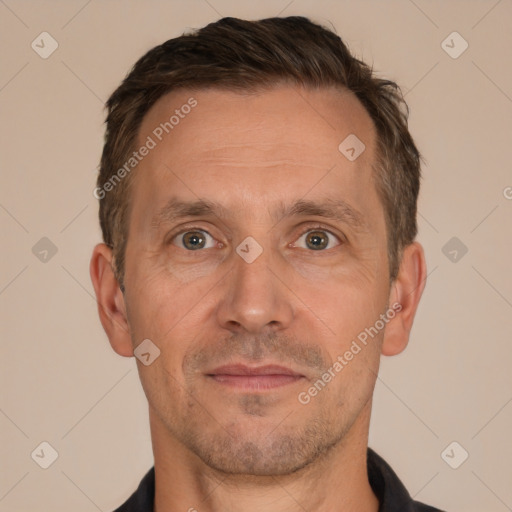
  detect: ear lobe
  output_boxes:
[89,243,134,357]
[381,242,427,357]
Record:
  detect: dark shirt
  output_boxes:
[113,447,445,511]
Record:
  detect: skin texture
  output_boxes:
[90,84,427,512]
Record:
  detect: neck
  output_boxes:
[151,402,380,512]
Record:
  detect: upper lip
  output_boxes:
[207,363,303,377]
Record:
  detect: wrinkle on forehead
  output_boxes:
[136,84,376,171]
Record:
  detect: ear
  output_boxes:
[381,242,427,356]
[89,243,134,357]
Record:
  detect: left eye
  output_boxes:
[294,229,341,251]
[172,230,217,250]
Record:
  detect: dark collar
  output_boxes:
[113,447,444,511]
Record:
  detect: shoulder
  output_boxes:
[367,448,447,512]
[111,466,155,512]
[411,500,447,512]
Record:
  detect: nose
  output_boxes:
[216,243,294,335]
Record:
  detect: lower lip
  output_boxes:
[209,374,303,390]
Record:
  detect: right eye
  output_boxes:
[171,230,217,251]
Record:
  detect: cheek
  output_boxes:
[133,239,227,286]
[124,264,216,369]
[125,279,194,413]
[294,260,385,336]
[157,255,223,284]
[126,246,216,314]
[289,229,386,300]
[136,355,191,430]
[123,265,187,353]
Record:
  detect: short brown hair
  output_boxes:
[97,16,421,290]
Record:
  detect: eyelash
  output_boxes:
[169,227,220,250]
[292,225,342,250]
[168,224,343,250]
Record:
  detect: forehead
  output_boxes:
[138,84,375,165]
[130,85,380,229]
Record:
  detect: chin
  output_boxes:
[183,418,341,477]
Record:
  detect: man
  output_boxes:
[90,16,444,512]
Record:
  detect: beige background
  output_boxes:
[1,1,511,511]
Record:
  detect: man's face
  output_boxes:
[122,85,391,475]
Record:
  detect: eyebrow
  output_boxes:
[151,197,368,233]
[151,198,230,230]
[273,198,367,232]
